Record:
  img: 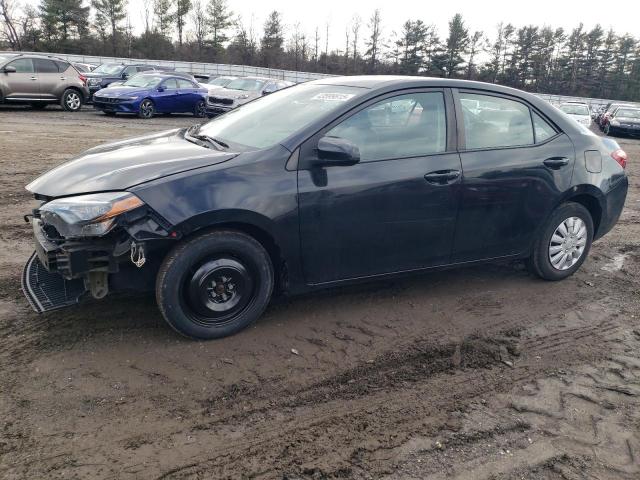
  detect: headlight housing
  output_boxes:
[39,192,144,238]
[235,94,249,99]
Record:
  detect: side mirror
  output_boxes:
[314,136,360,167]
[122,72,130,79]
[3,65,16,73]
[157,85,165,92]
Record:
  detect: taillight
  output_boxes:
[611,149,627,169]
[79,74,87,86]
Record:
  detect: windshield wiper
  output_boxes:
[186,125,229,150]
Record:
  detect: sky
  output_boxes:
[26,0,640,51]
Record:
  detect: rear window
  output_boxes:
[615,109,640,119]
[532,112,557,142]
[560,104,589,115]
[177,79,196,88]
[460,93,534,149]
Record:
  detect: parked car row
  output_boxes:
[595,101,640,137]
[1,52,294,119]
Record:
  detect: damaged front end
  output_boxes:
[22,191,175,313]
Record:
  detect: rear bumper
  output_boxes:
[595,176,629,240]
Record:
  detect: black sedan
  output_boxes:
[22,76,628,339]
[604,107,640,137]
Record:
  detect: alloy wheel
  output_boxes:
[65,92,81,111]
[195,101,206,118]
[548,217,587,271]
[140,100,154,118]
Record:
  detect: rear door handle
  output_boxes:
[424,169,461,184]
[543,157,569,169]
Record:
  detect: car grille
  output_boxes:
[208,96,233,105]
[93,96,120,104]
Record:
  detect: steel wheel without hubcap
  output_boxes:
[139,100,154,119]
[548,217,587,271]
[65,92,81,110]
[183,258,254,327]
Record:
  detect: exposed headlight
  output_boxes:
[39,192,144,238]
[611,120,620,126]
[235,94,249,99]
[89,78,101,85]
[118,96,139,101]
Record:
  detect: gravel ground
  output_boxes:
[0,105,639,479]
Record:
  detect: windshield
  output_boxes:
[615,108,640,119]
[207,77,233,86]
[123,75,163,88]
[199,84,364,149]
[224,78,267,92]
[560,104,589,116]
[93,63,124,75]
[0,55,17,64]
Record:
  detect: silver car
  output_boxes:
[206,76,293,116]
[0,53,89,111]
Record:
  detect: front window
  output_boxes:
[7,58,34,73]
[326,92,447,162]
[224,78,267,92]
[198,84,364,149]
[207,77,233,86]
[560,104,590,116]
[123,75,163,88]
[615,108,640,119]
[93,63,124,75]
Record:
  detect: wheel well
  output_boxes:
[184,222,286,293]
[567,194,602,236]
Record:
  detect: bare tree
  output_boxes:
[365,9,382,73]
[351,14,361,71]
[0,0,21,50]
[190,0,207,53]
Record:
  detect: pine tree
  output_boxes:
[153,0,174,38]
[364,9,382,73]
[91,0,126,55]
[39,0,89,46]
[260,10,284,68]
[443,13,469,77]
[175,0,191,47]
[206,0,232,56]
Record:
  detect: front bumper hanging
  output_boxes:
[21,252,87,313]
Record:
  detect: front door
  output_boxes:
[452,90,576,262]
[3,58,40,100]
[298,89,462,284]
[155,78,180,112]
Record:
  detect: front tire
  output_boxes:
[156,230,274,339]
[527,202,593,281]
[138,99,155,119]
[61,89,83,112]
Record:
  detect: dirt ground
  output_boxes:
[0,104,639,480]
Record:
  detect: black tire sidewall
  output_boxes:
[156,231,274,340]
[194,100,206,117]
[530,202,594,281]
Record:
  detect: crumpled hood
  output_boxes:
[26,129,238,198]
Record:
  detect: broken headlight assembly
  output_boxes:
[38,192,145,238]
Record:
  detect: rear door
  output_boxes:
[177,78,199,111]
[451,90,576,262]
[34,58,62,100]
[3,58,39,99]
[298,88,462,284]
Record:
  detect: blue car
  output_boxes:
[92,73,208,119]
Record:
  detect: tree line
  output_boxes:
[1,0,639,101]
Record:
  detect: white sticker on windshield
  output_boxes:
[311,93,356,102]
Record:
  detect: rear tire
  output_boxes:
[527,202,593,281]
[61,89,83,112]
[156,230,274,339]
[194,99,207,118]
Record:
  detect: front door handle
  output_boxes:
[424,169,461,184]
[543,157,569,169]
[30,76,37,81]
